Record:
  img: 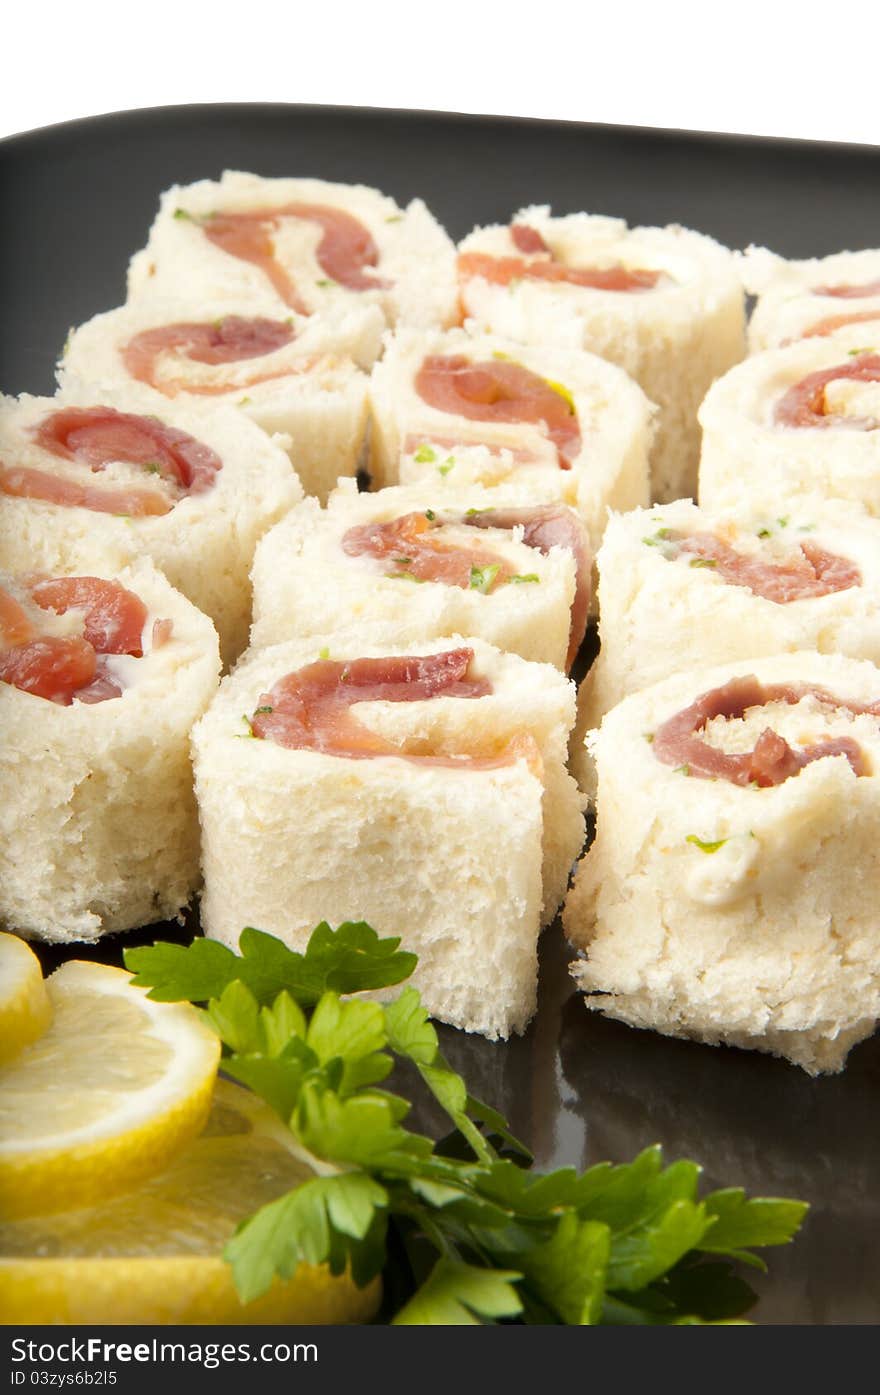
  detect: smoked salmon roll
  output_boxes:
[457,208,745,503]
[572,496,880,791]
[741,246,880,353]
[0,557,220,943]
[192,636,585,1039]
[0,387,302,662]
[699,342,880,518]
[564,651,880,1074]
[127,171,457,338]
[249,479,590,671]
[59,297,374,502]
[368,327,653,558]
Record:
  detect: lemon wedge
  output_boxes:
[0,1080,380,1324]
[0,960,220,1219]
[0,934,51,1065]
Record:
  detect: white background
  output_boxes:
[3,0,880,147]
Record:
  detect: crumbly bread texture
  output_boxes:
[59,297,374,503]
[740,245,880,353]
[571,497,880,792]
[127,172,458,335]
[0,386,302,662]
[698,339,880,517]
[192,636,585,1038]
[1,557,221,944]
[565,651,880,1073]
[249,479,578,668]
[368,326,652,557]
[458,209,745,502]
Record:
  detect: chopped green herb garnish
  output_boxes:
[318,647,330,660]
[142,462,163,475]
[469,564,501,593]
[123,922,808,1325]
[686,834,728,854]
[643,528,672,547]
[465,508,485,517]
[757,527,772,539]
[254,705,273,716]
[238,396,253,406]
[509,573,540,584]
[644,732,655,743]
[391,570,427,583]
[848,346,876,357]
[385,214,403,223]
[424,509,436,522]
[316,278,336,288]
[414,445,436,464]
[689,557,718,569]
[236,714,255,739]
[392,556,413,567]
[777,516,789,529]
[492,350,512,361]
[438,458,455,477]
[173,208,194,221]
[674,764,690,776]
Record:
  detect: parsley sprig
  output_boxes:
[125,923,806,1325]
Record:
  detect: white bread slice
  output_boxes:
[192,635,585,1038]
[565,651,880,1074]
[249,479,579,670]
[368,326,652,559]
[0,385,302,663]
[572,496,880,792]
[741,245,880,353]
[127,172,457,334]
[699,340,880,518]
[458,208,745,502]
[1,556,220,943]
[59,297,374,503]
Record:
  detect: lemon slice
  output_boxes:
[0,960,220,1219]
[0,1080,380,1325]
[0,934,51,1065]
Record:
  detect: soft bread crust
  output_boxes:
[59,297,374,503]
[698,339,880,517]
[458,209,745,502]
[565,651,880,1073]
[126,172,458,334]
[192,635,585,1038]
[249,479,577,668]
[572,497,880,791]
[1,558,221,943]
[741,245,880,353]
[368,326,653,557]
[0,386,302,662]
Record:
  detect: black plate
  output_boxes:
[3,103,880,1326]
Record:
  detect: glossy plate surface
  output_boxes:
[3,103,880,1325]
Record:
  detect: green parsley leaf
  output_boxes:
[414,444,436,464]
[674,764,690,776]
[392,1259,523,1325]
[424,509,436,521]
[226,1173,388,1302]
[316,278,336,288]
[318,646,330,660]
[125,921,417,1007]
[437,458,455,476]
[254,704,273,715]
[173,207,194,221]
[469,563,500,593]
[686,835,728,854]
[757,527,772,539]
[129,922,808,1324]
[508,573,540,584]
[689,557,717,569]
